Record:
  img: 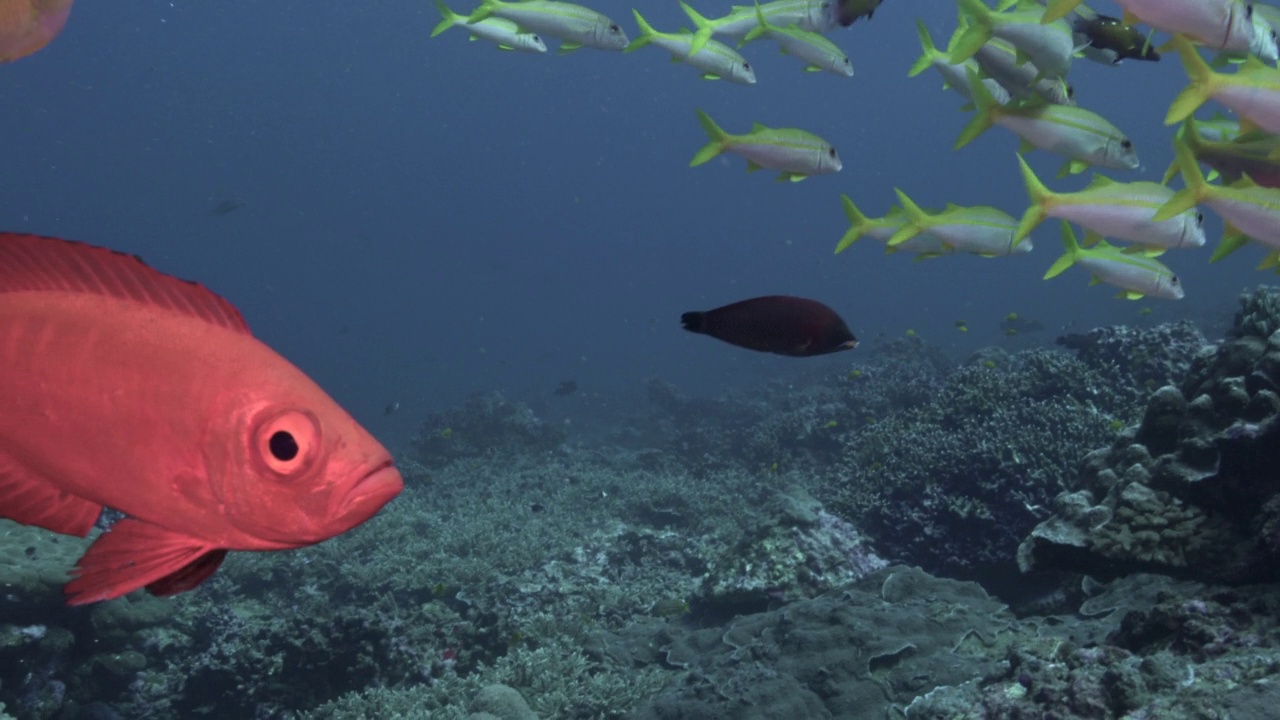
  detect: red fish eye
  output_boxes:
[255,410,320,478]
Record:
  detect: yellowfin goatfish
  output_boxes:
[1044,222,1184,300]
[951,0,1076,81]
[467,0,628,52]
[835,195,953,258]
[1158,136,1280,267]
[909,20,1011,106]
[969,35,1075,106]
[1042,0,1274,62]
[627,11,756,85]
[432,0,547,53]
[888,189,1031,257]
[741,1,853,76]
[958,69,1138,177]
[1165,36,1280,136]
[680,0,837,55]
[1015,155,1206,250]
[690,109,841,182]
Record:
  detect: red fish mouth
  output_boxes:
[334,460,403,526]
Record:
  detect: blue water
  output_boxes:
[0,0,1258,454]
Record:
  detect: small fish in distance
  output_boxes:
[681,295,857,357]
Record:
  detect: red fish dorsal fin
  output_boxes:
[0,232,250,334]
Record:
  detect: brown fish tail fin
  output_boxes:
[680,311,707,333]
[64,519,221,605]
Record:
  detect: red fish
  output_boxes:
[0,233,403,604]
[0,0,74,63]
[681,295,858,357]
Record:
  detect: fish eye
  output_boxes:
[743,62,751,70]
[1066,85,1075,99]
[1196,212,1205,225]
[254,409,320,479]
[609,23,620,32]
[828,148,837,157]
[1171,275,1181,285]
[1121,139,1133,150]
[270,431,298,461]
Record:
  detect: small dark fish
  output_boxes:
[1000,313,1044,336]
[681,295,857,357]
[835,0,884,27]
[210,198,245,216]
[384,401,400,416]
[554,380,577,397]
[1074,15,1159,64]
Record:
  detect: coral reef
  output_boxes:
[1020,288,1280,583]
[821,347,1148,593]
[412,391,568,467]
[628,565,1016,720]
[906,573,1280,720]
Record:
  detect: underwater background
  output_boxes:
[3,0,1280,718]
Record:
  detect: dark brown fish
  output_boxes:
[681,295,857,357]
[835,0,884,27]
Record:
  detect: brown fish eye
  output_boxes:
[255,410,320,478]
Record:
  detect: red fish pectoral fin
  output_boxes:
[64,518,221,605]
[0,453,102,537]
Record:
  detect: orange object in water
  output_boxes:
[0,233,404,604]
[0,0,74,63]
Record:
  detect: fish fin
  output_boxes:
[955,68,997,148]
[465,0,496,24]
[1211,233,1250,262]
[1122,245,1165,257]
[1117,290,1144,300]
[430,0,457,37]
[909,20,937,77]
[146,549,228,598]
[558,42,582,53]
[1015,154,1051,243]
[701,73,723,80]
[950,0,993,64]
[0,453,102,537]
[750,122,768,132]
[778,173,806,183]
[887,189,926,246]
[804,65,821,72]
[679,1,714,55]
[624,11,653,52]
[1165,37,1214,124]
[1043,221,1081,279]
[1258,250,1280,270]
[64,519,222,605]
[746,160,763,172]
[1039,0,1080,23]
[835,194,868,253]
[0,233,250,335]
[690,110,729,166]
[680,311,707,333]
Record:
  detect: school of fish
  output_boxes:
[430,0,1280,304]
